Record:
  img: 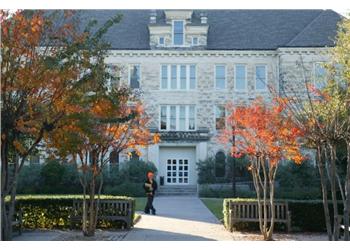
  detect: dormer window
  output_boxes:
[192,37,198,46]
[173,20,184,46]
[159,37,165,46]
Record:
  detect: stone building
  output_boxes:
[39,10,344,188]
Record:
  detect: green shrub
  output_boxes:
[17,161,81,194]
[197,155,251,184]
[104,182,145,197]
[17,164,43,194]
[223,198,344,232]
[12,195,135,230]
[102,160,157,197]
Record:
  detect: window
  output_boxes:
[161,65,168,89]
[179,106,186,130]
[180,65,186,89]
[160,106,167,130]
[314,63,327,89]
[215,106,225,130]
[159,105,196,131]
[170,106,176,130]
[189,106,195,130]
[106,64,120,90]
[109,150,119,167]
[160,64,196,90]
[255,65,267,90]
[159,37,165,46]
[173,20,184,45]
[192,37,198,46]
[129,64,140,89]
[215,151,226,177]
[235,65,247,91]
[215,65,226,89]
[190,65,196,89]
[171,65,177,89]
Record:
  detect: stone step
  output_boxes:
[157,192,198,196]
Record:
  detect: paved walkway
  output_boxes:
[122,196,233,241]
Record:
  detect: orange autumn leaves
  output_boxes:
[221,98,304,167]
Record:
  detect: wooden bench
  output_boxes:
[12,209,23,235]
[70,199,134,230]
[339,214,350,238]
[226,201,291,232]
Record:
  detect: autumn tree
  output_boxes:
[0,10,121,240]
[274,17,350,240]
[45,79,160,236]
[220,98,304,240]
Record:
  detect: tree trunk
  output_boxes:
[329,143,340,240]
[344,141,350,241]
[317,145,333,240]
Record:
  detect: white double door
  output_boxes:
[166,158,189,184]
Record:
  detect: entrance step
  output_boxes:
[157,185,197,196]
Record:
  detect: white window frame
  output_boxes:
[214,105,226,131]
[255,64,268,91]
[313,62,327,89]
[159,64,196,90]
[128,64,141,89]
[172,20,185,46]
[159,105,196,131]
[234,64,247,92]
[215,64,227,90]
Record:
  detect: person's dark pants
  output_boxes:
[144,194,156,214]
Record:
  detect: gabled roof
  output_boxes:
[75,9,343,50]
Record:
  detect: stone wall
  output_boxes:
[105,48,329,159]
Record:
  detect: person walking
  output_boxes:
[143,171,158,215]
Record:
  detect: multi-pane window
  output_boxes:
[314,63,327,89]
[215,65,226,89]
[215,105,226,130]
[255,65,267,90]
[173,20,184,45]
[129,64,140,89]
[160,64,196,90]
[235,65,247,91]
[159,105,196,131]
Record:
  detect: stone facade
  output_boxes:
[105,48,329,184]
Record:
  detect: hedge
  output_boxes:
[8,195,135,230]
[223,198,344,232]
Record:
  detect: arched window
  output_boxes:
[109,150,119,167]
[215,151,226,177]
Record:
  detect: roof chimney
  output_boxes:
[150,10,157,24]
[200,12,207,24]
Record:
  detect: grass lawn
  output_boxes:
[200,198,224,221]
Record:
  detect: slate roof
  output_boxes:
[75,9,343,50]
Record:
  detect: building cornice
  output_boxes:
[109,50,279,58]
[108,47,329,58]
